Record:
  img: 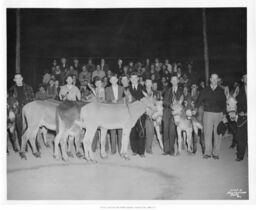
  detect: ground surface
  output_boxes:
[7,134,248,200]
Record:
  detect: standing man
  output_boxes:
[196,73,226,160]
[105,74,124,154]
[235,74,247,161]
[129,72,147,157]
[162,75,183,155]
[9,74,34,146]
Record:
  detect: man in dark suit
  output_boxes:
[163,74,183,155]
[129,72,147,157]
[100,58,109,73]
[235,74,247,161]
[105,74,124,154]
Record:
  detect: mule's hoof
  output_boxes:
[62,156,69,162]
[90,159,97,164]
[19,152,27,160]
[67,152,74,158]
[100,154,108,159]
[45,143,51,148]
[14,148,20,153]
[33,152,41,158]
[76,152,84,159]
[176,152,181,156]
[53,154,60,160]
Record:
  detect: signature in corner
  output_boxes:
[227,189,247,198]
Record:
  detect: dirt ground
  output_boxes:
[7,134,248,200]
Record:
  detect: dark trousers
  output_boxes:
[163,114,176,154]
[110,129,122,154]
[236,116,247,160]
[130,115,146,155]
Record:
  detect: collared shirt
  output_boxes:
[132,84,138,90]
[59,85,81,101]
[112,85,118,101]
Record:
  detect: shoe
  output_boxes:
[203,155,211,159]
[235,158,243,161]
[212,155,219,160]
[162,152,170,156]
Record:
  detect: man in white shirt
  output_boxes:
[105,74,124,154]
[59,75,81,101]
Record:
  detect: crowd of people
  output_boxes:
[8,56,247,161]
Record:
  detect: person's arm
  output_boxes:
[195,89,205,109]
[76,87,81,101]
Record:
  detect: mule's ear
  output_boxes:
[224,86,230,99]
[179,94,184,104]
[233,86,239,98]
[142,91,148,97]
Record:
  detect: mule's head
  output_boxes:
[7,96,19,127]
[141,92,163,122]
[224,86,239,121]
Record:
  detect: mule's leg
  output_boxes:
[186,129,193,153]
[19,129,30,159]
[30,129,41,158]
[120,128,131,160]
[60,132,70,161]
[53,131,63,160]
[176,127,182,155]
[67,135,74,158]
[75,131,84,158]
[100,128,108,159]
[82,126,97,162]
[41,127,50,147]
[154,123,163,150]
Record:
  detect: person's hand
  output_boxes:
[239,111,246,116]
[222,115,228,123]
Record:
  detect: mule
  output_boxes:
[171,95,203,155]
[79,94,162,161]
[20,99,62,159]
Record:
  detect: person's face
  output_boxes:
[110,76,118,85]
[200,81,205,87]
[56,66,60,71]
[70,66,74,71]
[171,76,179,86]
[145,80,152,89]
[53,60,57,66]
[61,58,66,64]
[153,83,158,91]
[129,62,133,67]
[146,59,150,64]
[74,59,79,65]
[14,75,23,86]
[130,75,138,85]
[55,80,59,86]
[82,66,87,71]
[183,87,188,95]
[88,59,92,64]
[101,59,105,65]
[162,77,166,83]
[39,87,45,92]
[49,80,54,86]
[118,59,122,65]
[121,77,129,87]
[96,65,101,71]
[66,77,73,85]
[210,74,219,86]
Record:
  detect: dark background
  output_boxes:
[7,8,246,89]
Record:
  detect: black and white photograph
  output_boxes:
[2,0,256,208]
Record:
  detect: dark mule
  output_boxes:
[7,96,20,153]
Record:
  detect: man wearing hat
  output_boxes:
[105,74,125,154]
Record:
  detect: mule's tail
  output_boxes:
[192,118,203,135]
[21,107,27,135]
